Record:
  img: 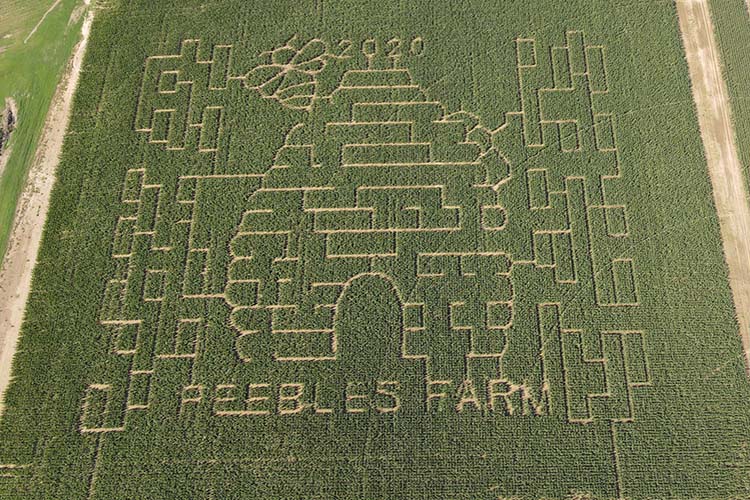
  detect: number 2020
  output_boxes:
[335,37,425,59]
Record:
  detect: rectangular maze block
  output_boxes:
[80,384,125,433]
[612,258,638,305]
[585,46,608,93]
[327,122,412,145]
[566,31,586,74]
[208,45,232,89]
[122,169,145,202]
[127,371,153,410]
[594,114,616,151]
[486,301,513,329]
[80,385,111,431]
[109,321,140,355]
[150,110,173,143]
[342,143,430,165]
[112,217,136,256]
[527,168,551,209]
[516,38,537,67]
[552,47,573,89]
[552,231,576,283]
[622,333,650,386]
[198,106,223,151]
[313,208,373,232]
[481,205,506,230]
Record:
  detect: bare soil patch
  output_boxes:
[0,97,17,178]
[0,98,17,152]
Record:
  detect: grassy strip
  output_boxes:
[0,0,85,262]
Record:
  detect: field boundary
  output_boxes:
[0,3,94,415]
[676,0,750,374]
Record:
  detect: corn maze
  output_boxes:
[2,1,750,499]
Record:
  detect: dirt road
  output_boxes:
[0,4,94,415]
[677,0,750,374]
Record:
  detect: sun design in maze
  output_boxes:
[89,33,651,432]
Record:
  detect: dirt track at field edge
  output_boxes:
[0,3,94,416]
[677,0,750,375]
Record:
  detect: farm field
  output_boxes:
[1,1,750,499]
[709,0,750,190]
[0,0,89,261]
[0,0,93,420]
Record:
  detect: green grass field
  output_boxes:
[0,0,86,262]
[1,1,750,498]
